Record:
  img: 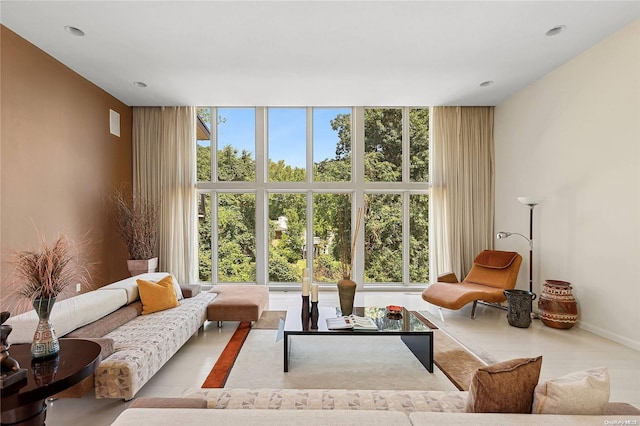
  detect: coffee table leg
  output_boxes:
[283,332,289,372]
[401,334,434,373]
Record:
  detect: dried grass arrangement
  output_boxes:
[110,189,159,260]
[338,206,363,279]
[8,232,89,303]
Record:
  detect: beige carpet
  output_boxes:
[224,330,459,391]
[253,310,286,329]
[249,310,488,390]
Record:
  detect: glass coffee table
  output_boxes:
[283,306,433,373]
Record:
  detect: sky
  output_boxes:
[199,107,350,168]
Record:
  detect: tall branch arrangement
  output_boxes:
[8,232,89,302]
[338,206,363,279]
[110,189,159,260]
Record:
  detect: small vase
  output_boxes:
[31,298,60,359]
[301,295,310,331]
[337,278,356,316]
[538,280,578,329]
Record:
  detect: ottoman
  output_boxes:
[207,285,269,326]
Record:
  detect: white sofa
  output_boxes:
[6,273,216,400]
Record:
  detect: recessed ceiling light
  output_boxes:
[64,25,85,37]
[133,81,147,88]
[546,25,567,37]
[480,80,494,87]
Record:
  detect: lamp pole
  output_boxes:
[518,197,543,315]
[528,203,534,295]
[497,197,544,317]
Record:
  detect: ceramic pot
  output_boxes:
[31,298,60,359]
[337,278,356,316]
[538,280,578,329]
[127,257,158,277]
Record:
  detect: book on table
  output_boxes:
[326,315,378,330]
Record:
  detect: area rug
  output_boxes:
[411,311,488,391]
[252,310,286,329]
[203,310,486,390]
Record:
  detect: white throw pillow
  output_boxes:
[531,366,610,414]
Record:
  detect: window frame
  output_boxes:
[197,106,430,288]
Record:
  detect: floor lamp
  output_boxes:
[496,196,544,313]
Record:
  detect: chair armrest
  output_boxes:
[437,272,459,283]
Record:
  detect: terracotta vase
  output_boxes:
[337,278,356,316]
[31,298,60,359]
[538,280,578,329]
[127,257,158,277]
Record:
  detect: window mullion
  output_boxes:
[211,191,218,286]
[402,108,411,285]
[402,107,410,183]
[306,108,314,276]
[353,107,365,288]
[255,107,267,286]
[403,191,410,285]
[211,107,218,184]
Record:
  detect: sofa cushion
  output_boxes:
[473,250,519,269]
[181,388,468,414]
[66,302,143,338]
[95,292,215,399]
[137,276,179,314]
[6,289,128,343]
[465,356,542,413]
[99,272,184,304]
[112,408,412,426]
[410,412,638,425]
[129,397,207,409]
[180,284,201,299]
[531,366,610,414]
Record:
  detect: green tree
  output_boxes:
[197,108,429,284]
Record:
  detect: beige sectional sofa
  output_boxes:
[111,409,640,426]
[7,273,216,400]
[112,388,640,425]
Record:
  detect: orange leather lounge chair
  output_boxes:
[422,250,523,318]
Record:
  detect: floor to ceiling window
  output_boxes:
[196,107,429,287]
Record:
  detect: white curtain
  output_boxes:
[431,106,495,281]
[133,107,197,284]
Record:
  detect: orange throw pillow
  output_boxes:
[137,275,179,314]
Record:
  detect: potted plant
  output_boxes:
[8,232,89,358]
[110,188,160,276]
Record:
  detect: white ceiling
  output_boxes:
[1,1,638,107]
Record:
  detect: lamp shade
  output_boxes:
[518,196,545,206]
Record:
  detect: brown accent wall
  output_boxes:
[1,26,132,311]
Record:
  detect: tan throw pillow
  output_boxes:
[465,356,542,413]
[137,275,179,315]
[531,366,610,414]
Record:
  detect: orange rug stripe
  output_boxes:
[201,321,252,388]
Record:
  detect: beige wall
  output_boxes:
[494,20,640,349]
[1,26,133,311]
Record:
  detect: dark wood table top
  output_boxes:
[1,339,101,412]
